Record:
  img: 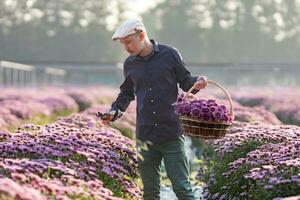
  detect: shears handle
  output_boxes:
[95,112,111,120]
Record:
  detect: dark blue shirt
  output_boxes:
[111,40,198,144]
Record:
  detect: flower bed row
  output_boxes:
[0,111,142,199]
[227,86,300,125]
[185,87,300,199]
[194,121,300,200]
[176,91,282,125]
[0,86,117,130]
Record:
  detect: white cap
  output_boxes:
[112,19,146,41]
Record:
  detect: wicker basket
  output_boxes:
[179,80,234,139]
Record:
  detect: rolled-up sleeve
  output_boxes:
[111,68,135,112]
[172,49,198,93]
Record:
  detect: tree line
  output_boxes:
[1,0,300,63]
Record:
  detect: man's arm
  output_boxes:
[172,49,199,94]
[111,75,135,112]
[97,65,135,123]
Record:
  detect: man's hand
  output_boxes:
[194,75,208,90]
[186,93,199,101]
[95,109,123,125]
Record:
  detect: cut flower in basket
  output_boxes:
[175,80,234,139]
[173,93,233,124]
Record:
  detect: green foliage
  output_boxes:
[214,141,259,177]
[274,112,300,126]
[195,138,300,199]
[70,153,88,163]
[111,124,134,140]
[1,1,300,63]
[43,167,64,180]
[97,171,132,199]
[143,0,300,63]
[6,109,74,133]
[197,140,263,199]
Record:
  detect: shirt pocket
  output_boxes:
[153,66,175,89]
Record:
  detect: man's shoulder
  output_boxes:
[124,55,135,64]
[158,43,180,56]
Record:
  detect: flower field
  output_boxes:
[227,87,300,125]
[191,87,300,200]
[0,113,141,199]
[0,86,299,199]
[0,86,117,130]
[0,86,141,199]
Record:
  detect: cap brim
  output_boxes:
[112,29,143,41]
[112,35,129,41]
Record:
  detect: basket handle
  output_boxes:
[183,80,234,118]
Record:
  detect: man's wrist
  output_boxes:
[109,108,123,121]
[191,88,199,94]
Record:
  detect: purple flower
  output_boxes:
[190,108,201,118]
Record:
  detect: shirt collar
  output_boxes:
[134,39,159,61]
[151,39,160,53]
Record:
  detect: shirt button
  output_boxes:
[149,88,152,91]
[154,123,158,126]
[153,111,156,114]
[151,99,154,103]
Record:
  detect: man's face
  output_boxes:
[120,32,143,56]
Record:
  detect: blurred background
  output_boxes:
[1,2,300,199]
[1,0,300,87]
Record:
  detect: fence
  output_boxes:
[33,62,123,86]
[0,61,36,86]
[1,61,299,87]
[0,61,67,87]
[44,67,66,86]
[188,63,300,86]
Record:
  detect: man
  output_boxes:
[99,19,207,200]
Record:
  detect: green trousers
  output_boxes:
[137,135,194,200]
